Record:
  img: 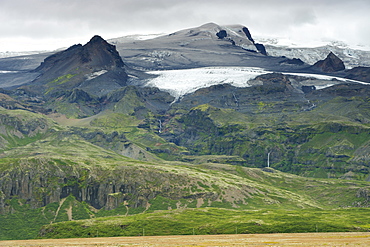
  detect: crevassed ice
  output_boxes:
[145,67,268,99]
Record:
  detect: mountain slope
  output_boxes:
[114,23,312,72]
[23,35,128,97]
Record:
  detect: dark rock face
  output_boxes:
[216,30,228,39]
[345,66,370,83]
[313,52,345,72]
[302,85,316,94]
[29,35,128,97]
[240,26,266,55]
[242,27,254,42]
[255,43,267,56]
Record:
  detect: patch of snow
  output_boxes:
[108,33,165,44]
[254,36,328,49]
[0,70,18,73]
[85,70,108,81]
[283,72,368,85]
[315,84,335,90]
[145,67,269,99]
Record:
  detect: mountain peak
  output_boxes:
[85,35,111,47]
[313,51,345,72]
[89,35,105,42]
[30,35,127,97]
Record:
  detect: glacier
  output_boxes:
[145,67,268,99]
[145,67,369,99]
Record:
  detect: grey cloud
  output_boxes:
[0,0,369,51]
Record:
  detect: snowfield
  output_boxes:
[144,67,368,99]
[145,67,268,99]
[254,36,370,69]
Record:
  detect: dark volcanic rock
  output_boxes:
[279,58,305,66]
[242,27,254,43]
[216,30,228,39]
[255,43,267,56]
[345,66,370,83]
[313,52,345,72]
[35,35,125,75]
[28,35,128,97]
[302,85,316,94]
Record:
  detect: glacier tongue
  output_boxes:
[144,67,369,99]
[145,67,268,99]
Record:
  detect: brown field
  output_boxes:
[1,232,370,247]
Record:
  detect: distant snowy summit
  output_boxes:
[255,36,370,69]
[114,23,298,71]
[168,22,267,55]
[0,50,47,58]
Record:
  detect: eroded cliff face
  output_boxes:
[0,109,54,150]
[0,158,165,212]
[0,157,254,214]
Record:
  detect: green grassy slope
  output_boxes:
[1,154,369,239]
[39,207,370,239]
[1,90,370,240]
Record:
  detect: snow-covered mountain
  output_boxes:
[256,37,370,69]
[1,23,369,96]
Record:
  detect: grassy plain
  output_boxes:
[38,207,370,239]
[1,232,370,246]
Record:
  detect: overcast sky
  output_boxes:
[0,0,369,52]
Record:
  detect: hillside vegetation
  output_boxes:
[1,32,370,240]
[1,78,370,239]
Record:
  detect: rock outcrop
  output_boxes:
[28,35,128,97]
[214,24,267,55]
[313,52,345,72]
[345,66,370,83]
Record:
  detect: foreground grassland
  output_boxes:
[2,232,370,246]
[38,208,370,239]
